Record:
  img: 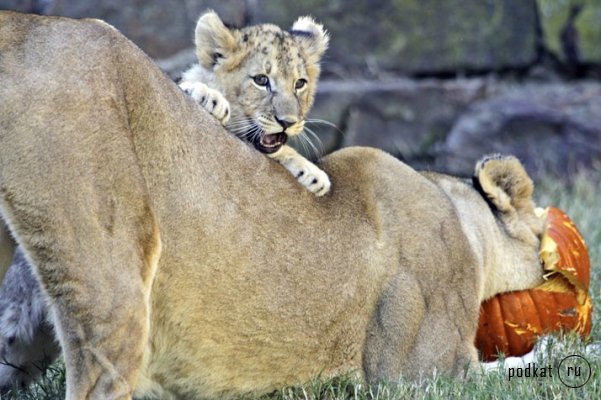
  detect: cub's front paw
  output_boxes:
[283,157,331,197]
[179,81,230,125]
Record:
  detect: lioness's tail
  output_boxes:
[0,217,16,283]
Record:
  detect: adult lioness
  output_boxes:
[0,12,544,400]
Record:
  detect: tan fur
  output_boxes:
[180,11,332,196]
[0,224,15,280]
[0,12,545,400]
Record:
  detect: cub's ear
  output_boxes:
[194,10,237,69]
[290,16,329,62]
[473,154,534,213]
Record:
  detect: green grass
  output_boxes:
[255,335,600,400]
[5,171,600,399]
[2,363,65,400]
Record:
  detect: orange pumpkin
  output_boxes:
[476,207,593,361]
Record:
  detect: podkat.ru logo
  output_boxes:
[507,355,592,388]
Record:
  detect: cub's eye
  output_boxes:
[295,79,308,90]
[253,74,270,87]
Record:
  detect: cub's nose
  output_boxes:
[275,116,296,130]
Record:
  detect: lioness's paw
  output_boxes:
[179,81,230,125]
[282,157,331,196]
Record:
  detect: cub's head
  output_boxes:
[194,10,329,154]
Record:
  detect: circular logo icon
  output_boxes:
[557,355,591,388]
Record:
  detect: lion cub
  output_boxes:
[180,11,331,196]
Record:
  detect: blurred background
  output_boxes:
[2,0,600,181]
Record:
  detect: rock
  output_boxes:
[437,82,601,179]
[301,79,490,166]
[0,0,53,13]
[537,0,601,66]
[251,0,539,75]
[41,0,247,59]
[155,47,197,80]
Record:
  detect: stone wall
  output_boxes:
[2,0,600,180]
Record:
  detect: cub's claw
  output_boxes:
[179,81,230,125]
[284,157,331,196]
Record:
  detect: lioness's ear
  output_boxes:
[290,16,329,62]
[194,10,237,69]
[473,154,534,213]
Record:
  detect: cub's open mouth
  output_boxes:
[253,132,288,154]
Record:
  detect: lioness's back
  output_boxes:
[0,12,117,81]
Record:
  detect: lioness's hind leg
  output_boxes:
[0,196,160,400]
[58,211,160,400]
[45,213,159,400]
